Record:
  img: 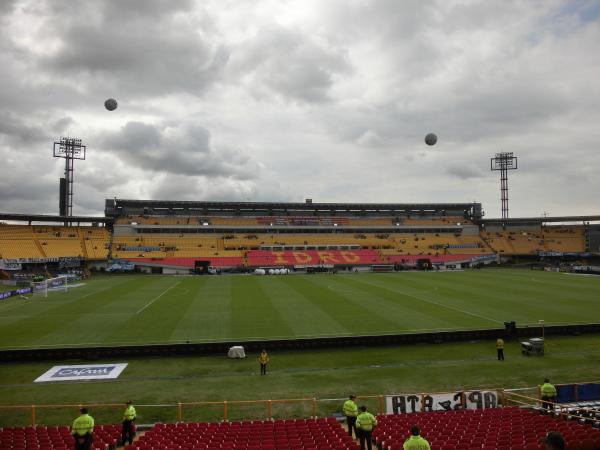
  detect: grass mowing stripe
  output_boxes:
[338,274,503,326]
[259,276,349,337]
[289,276,407,333]
[230,276,295,340]
[168,277,232,342]
[136,279,184,314]
[1,270,599,348]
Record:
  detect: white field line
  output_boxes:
[135,280,183,315]
[0,320,595,350]
[0,327,491,350]
[0,313,133,319]
[350,278,504,325]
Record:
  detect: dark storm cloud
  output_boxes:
[39,0,225,97]
[229,25,352,103]
[103,121,260,179]
[445,163,486,180]
[0,0,599,216]
[0,112,47,145]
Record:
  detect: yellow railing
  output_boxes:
[6,385,600,428]
[503,390,600,420]
[0,395,391,427]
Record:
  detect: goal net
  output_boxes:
[32,276,69,298]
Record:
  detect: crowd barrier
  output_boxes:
[3,383,600,427]
[0,392,484,428]
[3,322,600,362]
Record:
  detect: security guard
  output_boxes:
[541,378,557,411]
[403,425,430,450]
[496,337,505,361]
[259,349,269,375]
[342,394,358,437]
[71,407,94,450]
[355,405,377,450]
[121,400,137,445]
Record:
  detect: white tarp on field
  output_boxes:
[34,363,128,383]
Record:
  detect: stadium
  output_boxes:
[2,2,600,450]
[1,196,600,449]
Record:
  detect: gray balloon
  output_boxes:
[425,133,437,146]
[104,98,118,111]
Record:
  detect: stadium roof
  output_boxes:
[0,213,110,224]
[480,215,600,224]
[105,198,482,217]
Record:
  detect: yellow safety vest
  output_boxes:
[71,414,94,436]
[123,405,136,421]
[403,435,431,450]
[343,400,358,417]
[356,412,377,431]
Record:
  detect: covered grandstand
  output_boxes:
[1,199,599,276]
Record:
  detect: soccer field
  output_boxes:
[0,269,599,349]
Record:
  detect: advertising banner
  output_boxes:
[34,363,128,382]
[386,390,498,414]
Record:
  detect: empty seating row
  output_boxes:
[0,424,119,450]
[374,407,600,450]
[128,418,358,450]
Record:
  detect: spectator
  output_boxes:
[121,400,137,445]
[71,407,94,450]
[544,431,565,450]
[356,405,377,450]
[403,426,430,450]
[496,337,505,361]
[342,394,358,438]
[541,378,557,411]
[259,349,269,375]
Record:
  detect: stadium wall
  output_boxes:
[1,322,599,362]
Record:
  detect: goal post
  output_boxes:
[31,276,69,298]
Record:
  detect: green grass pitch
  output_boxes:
[0,269,599,349]
[0,269,600,426]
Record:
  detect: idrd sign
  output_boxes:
[386,391,498,414]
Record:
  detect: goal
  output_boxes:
[31,276,69,298]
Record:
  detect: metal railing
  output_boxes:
[0,395,389,427]
[3,384,600,428]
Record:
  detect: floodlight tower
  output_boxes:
[490,152,517,219]
[53,137,86,224]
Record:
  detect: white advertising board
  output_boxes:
[386,390,498,414]
[35,363,128,383]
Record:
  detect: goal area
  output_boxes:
[31,276,69,298]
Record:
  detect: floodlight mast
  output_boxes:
[490,152,518,219]
[53,137,86,225]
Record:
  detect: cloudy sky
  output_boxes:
[0,0,599,218]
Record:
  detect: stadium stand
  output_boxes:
[373,407,600,450]
[482,226,586,255]
[134,418,358,450]
[0,200,592,273]
[0,423,120,450]
[0,225,109,260]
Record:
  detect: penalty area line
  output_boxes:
[352,278,503,325]
[136,280,183,315]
